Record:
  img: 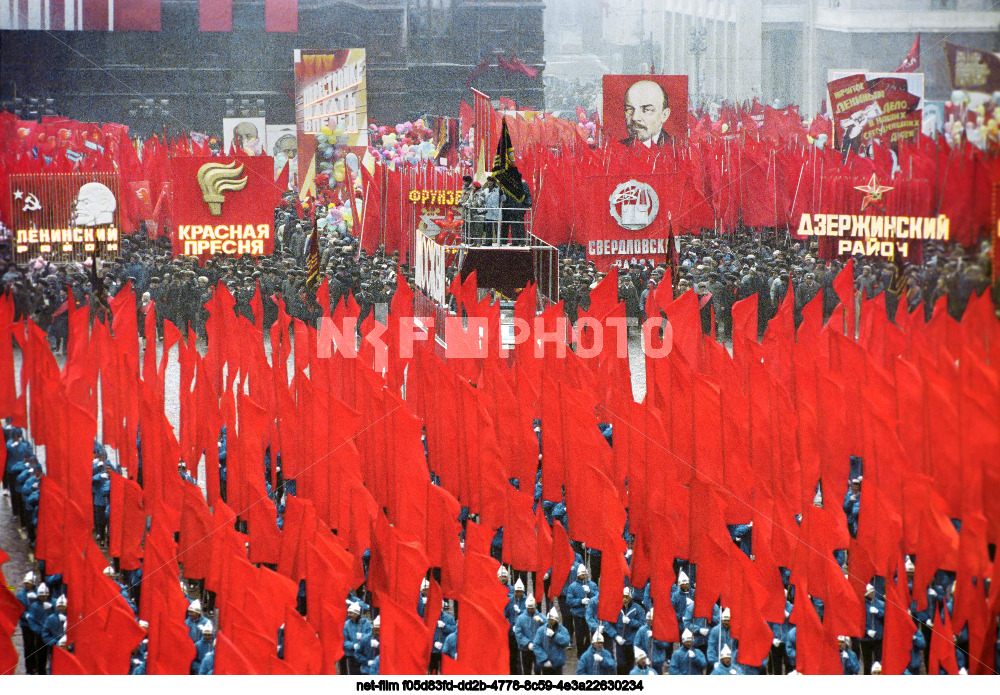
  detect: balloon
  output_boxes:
[334,169,345,182]
[330,209,343,222]
[344,216,353,229]
[317,134,329,145]
[337,221,347,234]
[319,161,333,172]
[320,125,334,136]
[345,152,360,172]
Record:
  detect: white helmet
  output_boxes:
[678,570,690,585]
[513,579,525,592]
[547,606,560,621]
[720,644,732,658]
[347,602,361,616]
[373,614,381,628]
[188,599,202,614]
[634,647,647,661]
[56,595,68,608]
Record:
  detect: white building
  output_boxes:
[557,0,1000,114]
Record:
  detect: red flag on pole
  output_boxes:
[895,34,920,73]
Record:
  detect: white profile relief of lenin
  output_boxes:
[73,182,117,227]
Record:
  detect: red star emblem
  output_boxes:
[855,174,893,211]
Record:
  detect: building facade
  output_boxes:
[594,0,1000,113]
[0,0,545,135]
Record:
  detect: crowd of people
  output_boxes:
[557,235,995,339]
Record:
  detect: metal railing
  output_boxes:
[459,206,534,246]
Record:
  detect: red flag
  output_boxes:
[108,473,145,570]
[283,605,322,674]
[548,521,575,601]
[895,34,920,73]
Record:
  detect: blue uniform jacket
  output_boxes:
[864,596,885,641]
[198,651,214,675]
[25,599,51,635]
[576,646,615,675]
[707,623,738,666]
[433,611,457,653]
[185,615,210,643]
[633,624,668,672]
[608,601,645,645]
[504,594,527,629]
[343,616,373,661]
[584,593,603,636]
[905,628,925,674]
[841,647,861,675]
[442,631,458,660]
[682,601,719,649]
[710,662,743,675]
[670,584,693,626]
[630,664,658,675]
[514,611,545,651]
[669,647,707,675]
[531,623,571,669]
[16,589,33,631]
[566,580,598,618]
[41,612,66,646]
[191,637,214,672]
[356,633,380,669]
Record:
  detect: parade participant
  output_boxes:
[576,631,615,675]
[605,586,645,674]
[514,596,545,675]
[25,583,53,674]
[191,624,215,674]
[707,607,738,668]
[185,600,210,643]
[430,603,456,674]
[630,647,657,676]
[669,629,707,675]
[839,635,861,675]
[532,607,571,675]
[633,607,669,674]
[504,578,527,673]
[342,602,373,675]
[359,615,381,675]
[566,566,598,655]
[861,583,885,674]
[710,645,741,675]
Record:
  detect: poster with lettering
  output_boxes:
[294,48,368,187]
[170,157,282,260]
[827,71,924,153]
[7,172,121,264]
[944,41,1000,95]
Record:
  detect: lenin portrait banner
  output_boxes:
[170,157,281,260]
[7,172,121,264]
[602,75,688,149]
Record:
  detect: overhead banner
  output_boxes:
[827,71,924,153]
[170,157,281,260]
[223,117,266,157]
[294,48,368,186]
[602,75,688,148]
[7,172,121,264]
[943,41,1000,95]
[266,124,298,183]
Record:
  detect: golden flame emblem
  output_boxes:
[197,161,248,216]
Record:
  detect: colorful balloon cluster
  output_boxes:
[366,120,439,167]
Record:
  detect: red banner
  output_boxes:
[170,156,281,260]
[7,172,121,263]
[602,75,688,148]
